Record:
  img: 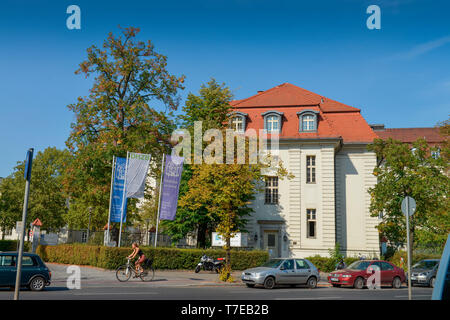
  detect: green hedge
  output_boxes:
[305,255,359,273]
[0,240,30,252]
[388,250,441,271]
[36,244,269,271]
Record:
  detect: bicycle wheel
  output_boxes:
[140,267,155,282]
[116,265,132,282]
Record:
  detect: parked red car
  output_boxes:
[327,260,405,289]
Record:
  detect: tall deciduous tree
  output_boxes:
[368,137,450,252]
[63,27,185,230]
[162,79,233,248]
[0,147,71,237]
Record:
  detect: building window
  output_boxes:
[302,114,316,131]
[262,111,283,133]
[431,148,441,159]
[306,156,316,183]
[265,176,279,204]
[231,116,244,132]
[227,111,247,133]
[307,209,317,238]
[297,110,319,132]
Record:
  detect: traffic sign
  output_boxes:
[401,196,416,217]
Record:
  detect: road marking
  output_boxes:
[275,296,342,300]
[73,292,158,295]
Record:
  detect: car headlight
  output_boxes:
[342,274,352,278]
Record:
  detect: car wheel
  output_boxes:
[246,284,255,288]
[392,277,402,289]
[353,277,364,289]
[263,277,276,289]
[430,277,435,288]
[29,276,46,291]
[307,277,317,289]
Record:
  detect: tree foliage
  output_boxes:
[0,147,70,237]
[368,137,450,250]
[63,27,185,229]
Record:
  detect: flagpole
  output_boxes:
[154,153,165,247]
[106,156,116,245]
[118,152,130,247]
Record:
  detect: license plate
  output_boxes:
[331,278,339,282]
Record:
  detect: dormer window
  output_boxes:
[297,110,319,132]
[262,111,283,133]
[228,111,247,133]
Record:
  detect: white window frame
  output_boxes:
[306,155,316,184]
[265,176,279,205]
[297,110,319,132]
[306,209,317,239]
[227,111,247,133]
[262,111,283,133]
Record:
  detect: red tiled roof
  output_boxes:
[376,128,444,143]
[231,83,360,112]
[231,83,375,143]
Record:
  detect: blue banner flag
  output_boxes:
[110,157,128,223]
[159,155,184,221]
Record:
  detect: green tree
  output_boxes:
[162,79,233,248]
[368,137,450,254]
[0,147,71,237]
[63,27,185,230]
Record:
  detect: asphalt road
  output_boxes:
[0,263,434,300]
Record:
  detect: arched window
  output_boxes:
[231,116,244,132]
[262,111,283,133]
[227,111,248,133]
[297,110,319,132]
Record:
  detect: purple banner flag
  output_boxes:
[159,155,184,221]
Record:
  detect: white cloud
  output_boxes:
[397,36,450,60]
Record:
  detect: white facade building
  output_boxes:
[230,83,380,258]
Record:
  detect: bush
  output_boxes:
[305,255,359,273]
[36,244,269,271]
[388,250,441,271]
[0,240,31,252]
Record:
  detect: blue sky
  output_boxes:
[0,0,449,177]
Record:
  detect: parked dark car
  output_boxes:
[328,260,405,289]
[0,252,51,291]
[409,259,440,288]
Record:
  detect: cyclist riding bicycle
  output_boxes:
[127,242,146,276]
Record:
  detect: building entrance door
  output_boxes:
[264,231,279,258]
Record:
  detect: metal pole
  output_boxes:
[406,197,412,300]
[118,152,129,247]
[106,156,116,245]
[14,148,33,300]
[154,154,165,247]
[87,207,92,243]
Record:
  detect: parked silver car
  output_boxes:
[241,258,320,289]
[409,259,440,287]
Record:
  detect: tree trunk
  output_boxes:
[197,223,207,249]
[226,236,231,269]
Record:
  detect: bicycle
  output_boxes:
[116,258,155,282]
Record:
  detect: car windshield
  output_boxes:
[412,260,438,269]
[347,261,372,270]
[261,259,284,268]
